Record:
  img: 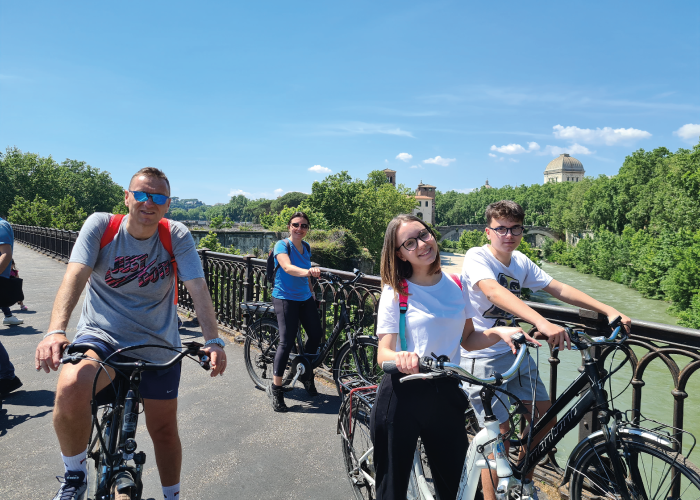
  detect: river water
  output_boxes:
[527,262,699,463]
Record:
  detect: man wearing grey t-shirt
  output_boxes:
[35,168,226,500]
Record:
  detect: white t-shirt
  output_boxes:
[376,272,476,363]
[461,245,553,359]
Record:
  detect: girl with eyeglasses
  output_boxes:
[267,211,323,412]
[370,214,536,500]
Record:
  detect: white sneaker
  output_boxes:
[51,470,87,500]
[3,316,23,325]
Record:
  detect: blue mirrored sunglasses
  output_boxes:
[130,191,170,205]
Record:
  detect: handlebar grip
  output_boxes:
[382,361,399,374]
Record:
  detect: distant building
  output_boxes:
[383,168,397,187]
[543,154,585,183]
[383,171,436,224]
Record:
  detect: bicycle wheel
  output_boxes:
[568,434,700,500]
[244,318,294,390]
[333,336,382,396]
[340,396,376,500]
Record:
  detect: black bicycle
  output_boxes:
[242,269,382,396]
[385,318,700,500]
[61,341,211,500]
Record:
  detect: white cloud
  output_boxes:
[490,142,539,155]
[488,153,497,158]
[308,165,331,174]
[396,152,413,162]
[509,158,519,163]
[320,122,414,138]
[274,188,284,196]
[454,188,476,194]
[229,188,251,197]
[423,156,456,166]
[674,123,700,142]
[541,143,594,156]
[491,143,527,154]
[409,165,423,169]
[552,124,651,145]
[385,159,389,163]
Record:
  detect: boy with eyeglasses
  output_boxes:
[460,200,631,500]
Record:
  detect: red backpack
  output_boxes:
[99,214,178,304]
[397,274,463,351]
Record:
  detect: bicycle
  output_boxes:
[242,269,383,396]
[382,319,700,500]
[61,341,211,500]
[337,369,480,499]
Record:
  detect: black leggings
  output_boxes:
[271,297,323,377]
[370,373,469,500]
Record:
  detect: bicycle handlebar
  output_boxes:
[61,341,211,371]
[381,333,532,386]
[560,315,627,350]
[320,268,364,286]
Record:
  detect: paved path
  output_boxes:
[440,251,465,276]
[0,244,350,500]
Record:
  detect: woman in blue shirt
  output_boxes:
[268,211,323,412]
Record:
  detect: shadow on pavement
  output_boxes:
[0,325,43,337]
[0,389,55,436]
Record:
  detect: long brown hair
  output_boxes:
[380,214,441,297]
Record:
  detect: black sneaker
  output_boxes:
[266,383,289,412]
[0,376,22,397]
[52,470,87,500]
[303,377,319,397]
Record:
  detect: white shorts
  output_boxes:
[460,350,549,426]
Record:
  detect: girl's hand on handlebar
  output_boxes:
[203,345,226,377]
[489,327,541,354]
[307,267,321,278]
[394,351,421,374]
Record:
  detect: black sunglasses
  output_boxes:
[291,222,309,229]
[130,191,170,205]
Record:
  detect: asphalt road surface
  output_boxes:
[0,244,351,499]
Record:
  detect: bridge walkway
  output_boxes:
[0,244,350,500]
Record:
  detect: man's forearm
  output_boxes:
[0,246,12,275]
[482,285,547,327]
[547,282,615,316]
[48,271,88,331]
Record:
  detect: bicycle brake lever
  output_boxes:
[399,372,439,383]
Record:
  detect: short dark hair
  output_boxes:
[287,211,310,227]
[485,200,525,225]
[129,167,171,195]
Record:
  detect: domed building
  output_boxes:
[543,154,585,184]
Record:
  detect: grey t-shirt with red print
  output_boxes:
[69,213,204,363]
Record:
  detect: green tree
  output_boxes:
[270,192,308,214]
[8,195,54,227]
[458,230,488,252]
[52,195,88,231]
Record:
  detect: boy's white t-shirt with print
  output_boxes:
[376,272,476,363]
[461,244,553,359]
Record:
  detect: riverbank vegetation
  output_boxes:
[435,142,700,328]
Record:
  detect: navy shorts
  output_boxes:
[73,335,182,400]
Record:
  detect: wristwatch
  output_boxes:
[204,338,226,349]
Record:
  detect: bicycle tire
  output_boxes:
[333,336,382,396]
[340,395,377,500]
[243,318,294,390]
[568,434,700,500]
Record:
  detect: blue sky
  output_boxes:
[1,1,699,205]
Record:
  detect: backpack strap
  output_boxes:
[99,214,125,249]
[449,273,463,291]
[157,218,178,305]
[398,279,409,351]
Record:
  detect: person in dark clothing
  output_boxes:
[267,211,323,412]
[0,216,23,397]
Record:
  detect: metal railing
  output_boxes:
[13,223,700,492]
